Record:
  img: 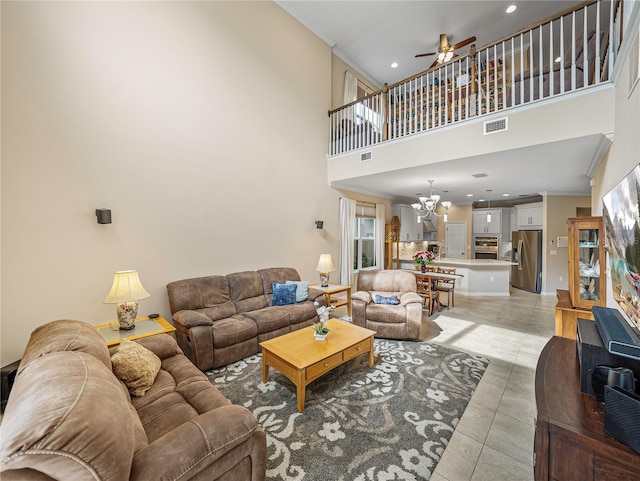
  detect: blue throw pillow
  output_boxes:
[374,294,400,305]
[285,280,309,302]
[270,283,297,306]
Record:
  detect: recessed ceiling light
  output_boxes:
[502,193,510,197]
[506,4,517,14]
[391,62,398,69]
[554,56,562,63]
[466,194,474,197]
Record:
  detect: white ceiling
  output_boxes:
[276,0,603,207]
[276,0,583,87]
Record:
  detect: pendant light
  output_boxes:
[486,190,492,222]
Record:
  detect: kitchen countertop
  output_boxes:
[398,258,516,267]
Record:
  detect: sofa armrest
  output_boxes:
[307,288,326,304]
[351,291,372,304]
[399,292,422,306]
[131,404,265,481]
[135,333,183,360]
[173,310,213,329]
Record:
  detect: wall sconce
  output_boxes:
[315,220,324,229]
[96,209,112,224]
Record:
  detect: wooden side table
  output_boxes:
[96,316,175,347]
[311,284,352,317]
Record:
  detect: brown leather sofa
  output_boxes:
[167,267,327,371]
[0,319,266,481]
[352,269,423,341]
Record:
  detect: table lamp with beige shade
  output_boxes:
[103,270,150,330]
[315,254,335,287]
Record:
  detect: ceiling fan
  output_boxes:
[415,33,477,68]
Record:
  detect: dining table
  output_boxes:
[410,269,464,311]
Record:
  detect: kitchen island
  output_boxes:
[398,258,516,296]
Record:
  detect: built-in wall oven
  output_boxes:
[474,235,499,260]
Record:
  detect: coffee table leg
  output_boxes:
[261,354,269,383]
[296,369,305,413]
[367,336,375,367]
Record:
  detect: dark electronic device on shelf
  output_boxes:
[593,306,640,361]
[148,314,159,319]
[604,385,640,455]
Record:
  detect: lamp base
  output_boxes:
[319,272,329,288]
[116,301,138,330]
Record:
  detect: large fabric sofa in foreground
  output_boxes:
[352,269,423,341]
[0,320,266,481]
[167,267,327,371]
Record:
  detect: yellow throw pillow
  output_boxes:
[110,340,161,397]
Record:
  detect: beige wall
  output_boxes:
[592,10,640,308]
[542,195,592,295]
[0,1,342,365]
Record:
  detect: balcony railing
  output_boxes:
[328,0,624,156]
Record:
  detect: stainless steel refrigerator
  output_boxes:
[511,230,542,293]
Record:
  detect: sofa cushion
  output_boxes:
[131,336,232,443]
[111,340,162,397]
[227,271,269,313]
[167,276,237,321]
[282,301,319,326]
[365,304,411,323]
[18,319,111,373]
[212,315,258,348]
[270,283,297,306]
[286,280,310,302]
[0,351,138,480]
[258,267,301,295]
[243,307,290,334]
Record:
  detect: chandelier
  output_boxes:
[411,180,452,222]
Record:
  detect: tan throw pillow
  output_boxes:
[111,340,161,397]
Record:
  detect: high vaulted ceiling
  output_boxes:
[276,0,609,207]
[276,1,583,87]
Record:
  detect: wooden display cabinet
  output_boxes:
[385,216,400,269]
[555,216,605,339]
[568,216,606,310]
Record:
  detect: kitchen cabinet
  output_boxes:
[391,205,422,241]
[516,202,543,229]
[567,216,605,310]
[472,209,502,234]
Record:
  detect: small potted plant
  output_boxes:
[312,321,330,341]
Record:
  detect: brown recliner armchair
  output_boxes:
[351,269,423,341]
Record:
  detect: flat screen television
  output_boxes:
[602,163,640,339]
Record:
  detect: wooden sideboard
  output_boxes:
[534,336,640,481]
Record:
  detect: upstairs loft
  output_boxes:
[326,0,626,200]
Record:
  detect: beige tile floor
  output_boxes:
[335,286,556,481]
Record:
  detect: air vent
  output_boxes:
[360,152,372,162]
[472,173,488,178]
[484,117,508,135]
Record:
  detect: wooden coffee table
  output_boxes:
[260,319,376,412]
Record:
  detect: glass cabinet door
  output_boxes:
[568,217,605,310]
[577,227,600,302]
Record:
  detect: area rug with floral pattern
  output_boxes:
[206,339,488,481]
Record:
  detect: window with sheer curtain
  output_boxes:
[354,216,376,271]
